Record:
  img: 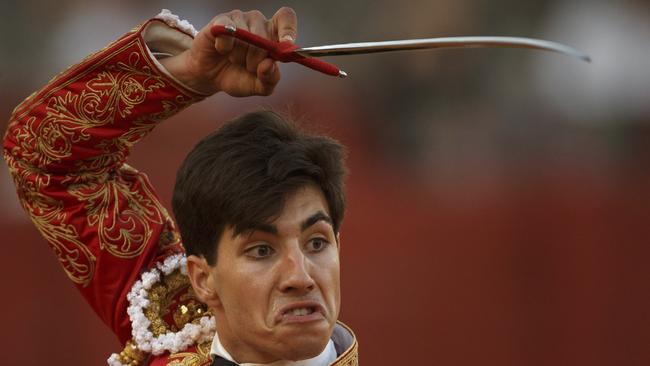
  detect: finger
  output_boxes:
[211,14,236,55]
[246,10,271,73]
[255,59,280,96]
[228,10,249,66]
[272,6,298,43]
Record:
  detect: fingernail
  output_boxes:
[281,35,294,43]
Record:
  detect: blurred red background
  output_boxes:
[2,1,649,365]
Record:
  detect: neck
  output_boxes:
[210,329,336,366]
[214,319,276,363]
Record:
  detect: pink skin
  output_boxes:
[200,185,341,363]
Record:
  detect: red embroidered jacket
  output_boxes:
[4,14,358,366]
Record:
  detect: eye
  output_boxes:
[245,244,275,259]
[306,237,329,252]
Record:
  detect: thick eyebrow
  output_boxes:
[301,211,333,232]
[234,211,332,239]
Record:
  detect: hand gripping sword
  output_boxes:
[211,25,590,78]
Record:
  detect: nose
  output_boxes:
[278,244,316,295]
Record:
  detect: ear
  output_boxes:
[186,254,222,309]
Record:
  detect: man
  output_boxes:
[3,7,357,366]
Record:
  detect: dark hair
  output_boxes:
[172,110,347,265]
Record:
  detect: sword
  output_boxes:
[211,25,590,78]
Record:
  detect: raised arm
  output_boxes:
[3,8,297,348]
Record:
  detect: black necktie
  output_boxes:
[211,355,238,366]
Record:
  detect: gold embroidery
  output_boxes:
[143,269,209,336]
[17,51,166,169]
[332,342,359,366]
[5,33,200,278]
[114,339,148,366]
[173,290,208,330]
[68,165,165,258]
[10,25,145,120]
[167,341,212,366]
[4,151,96,285]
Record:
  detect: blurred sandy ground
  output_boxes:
[1,0,649,365]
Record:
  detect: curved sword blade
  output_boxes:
[296,36,591,62]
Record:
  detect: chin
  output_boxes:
[277,327,332,361]
[282,337,331,361]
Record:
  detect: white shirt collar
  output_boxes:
[210,330,337,366]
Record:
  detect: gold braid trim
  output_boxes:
[167,341,212,366]
[114,340,148,366]
[331,322,359,366]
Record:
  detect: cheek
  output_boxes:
[326,249,341,282]
[219,265,276,323]
[314,251,341,310]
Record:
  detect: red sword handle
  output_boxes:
[210,25,345,77]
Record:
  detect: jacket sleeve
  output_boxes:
[3,17,204,345]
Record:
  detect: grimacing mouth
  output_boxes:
[276,300,325,321]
